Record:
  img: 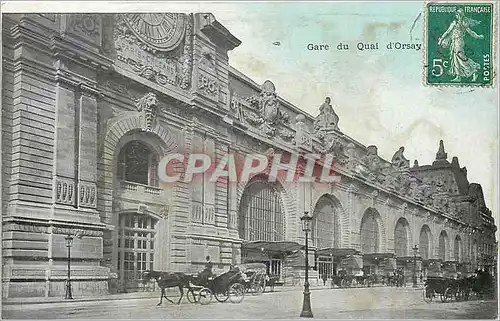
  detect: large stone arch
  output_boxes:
[438,230,449,261]
[419,224,433,260]
[393,217,412,257]
[359,207,386,254]
[98,111,180,271]
[310,193,346,249]
[236,173,295,242]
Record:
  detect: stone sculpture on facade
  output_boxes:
[355,145,383,182]
[136,92,159,132]
[392,146,410,169]
[244,80,290,138]
[314,97,339,133]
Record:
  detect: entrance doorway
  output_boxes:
[117,213,157,291]
[259,256,282,278]
[317,257,335,278]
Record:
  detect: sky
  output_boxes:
[214,2,499,234]
[3,1,498,236]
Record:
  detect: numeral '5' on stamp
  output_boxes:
[425,2,494,87]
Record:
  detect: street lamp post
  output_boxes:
[65,235,74,300]
[412,244,418,288]
[300,211,313,318]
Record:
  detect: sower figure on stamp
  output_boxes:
[438,8,484,82]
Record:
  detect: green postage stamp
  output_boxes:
[425,2,495,86]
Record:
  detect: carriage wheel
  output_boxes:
[252,281,264,295]
[198,288,213,305]
[187,288,198,304]
[257,279,266,294]
[229,283,245,303]
[214,290,229,303]
[464,289,470,301]
[423,286,433,303]
[441,288,450,303]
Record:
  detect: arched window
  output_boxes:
[117,141,159,187]
[312,196,338,249]
[394,218,408,257]
[419,225,431,260]
[454,236,461,262]
[360,209,379,254]
[239,181,285,242]
[438,231,447,261]
[117,213,157,284]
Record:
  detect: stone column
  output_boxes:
[53,83,77,211]
[77,91,98,212]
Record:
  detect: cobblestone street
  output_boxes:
[3,287,497,319]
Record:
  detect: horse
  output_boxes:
[143,270,193,306]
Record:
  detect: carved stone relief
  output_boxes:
[55,178,76,206]
[196,72,219,101]
[295,114,312,151]
[243,80,291,140]
[66,14,102,45]
[52,227,103,237]
[135,92,159,132]
[79,181,97,209]
[113,13,193,90]
[312,133,348,167]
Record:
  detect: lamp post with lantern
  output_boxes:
[412,244,418,288]
[65,235,74,300]
[65,233,82,300]
[300,211,313,318]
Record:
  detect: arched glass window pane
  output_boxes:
[360,210,379,254]
[419,226,430,260]
[118,141,158,186]
[239,181,284,242]
[438,232,447,261]
[454,237,461,262]
[394,219,408,257]
[312,197,336,249]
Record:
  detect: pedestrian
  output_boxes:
[420,274,423,283]
[322,273,327,286]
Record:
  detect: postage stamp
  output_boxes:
[425,2,495,86]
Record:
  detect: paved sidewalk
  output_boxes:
[2,283,423,305]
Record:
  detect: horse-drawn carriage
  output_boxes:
[422,274,478,303]
[238,263,268,295]
[422,276,460,303]
[332,270,375,288]
[143,265,246,306]
[188,265,247,305]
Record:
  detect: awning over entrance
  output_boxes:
[237,262,267,273]
[396,256,422,263]
[363,253,395,261]
[339,255,363,270]
[316,248,361,257]
[242,241,304,254]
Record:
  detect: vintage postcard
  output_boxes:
[1,1,498,320]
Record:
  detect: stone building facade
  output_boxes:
[2,13,497,298]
